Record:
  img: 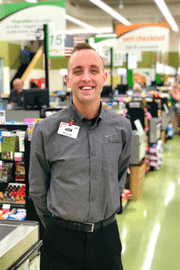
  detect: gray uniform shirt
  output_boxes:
[29,102,132,227]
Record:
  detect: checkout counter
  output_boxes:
[130,130,146,165]
[0,220,42,270]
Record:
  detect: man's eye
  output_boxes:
[74,70,82,74]
[91,69,98,73]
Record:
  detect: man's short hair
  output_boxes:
[67,43,104,71]
[71,43,95,55]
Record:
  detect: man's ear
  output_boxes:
[65,75,70,88]
[103,72,108,86]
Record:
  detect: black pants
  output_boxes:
[41,216,123,270]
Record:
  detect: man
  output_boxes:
[9,78,24,107]
[29,43,132,270]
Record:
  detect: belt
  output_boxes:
[53,213,116,233]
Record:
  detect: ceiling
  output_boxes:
[66,0,180,36]
[69,0,180,8]
[2,0,180,36]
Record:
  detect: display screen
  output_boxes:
[23,88,49,110]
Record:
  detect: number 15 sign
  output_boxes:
[47,24,65,58]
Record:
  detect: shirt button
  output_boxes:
[92,175,96,179]
[91,152,95,156]
[91,197,95,201]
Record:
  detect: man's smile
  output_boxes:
[80,86,95,90]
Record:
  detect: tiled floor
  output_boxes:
[117,134,180,270]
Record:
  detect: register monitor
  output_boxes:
[23,88,49,110]
[101,85,113,98]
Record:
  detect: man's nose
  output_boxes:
[82,70,91,81]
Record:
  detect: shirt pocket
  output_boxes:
[102,134,123,174]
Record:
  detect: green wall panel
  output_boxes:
[51,57,68,70]
[9,43,21,70]
[33,56,69,70]
[138,51,156,68]
[0,41,9,66]
[168,52,179,70]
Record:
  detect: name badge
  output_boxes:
[57,122,80,139]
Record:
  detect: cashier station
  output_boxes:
[0,220,42,270]
[126,101,146,165]
[0,107,43,269]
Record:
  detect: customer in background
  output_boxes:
[29,43,132,270]
[9,78,24,107]
[169,83,180,133]
[133,79,142,93]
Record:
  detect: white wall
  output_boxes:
[3,67,10,94]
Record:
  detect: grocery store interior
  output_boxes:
[0,0,180,269]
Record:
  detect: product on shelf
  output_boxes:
[0,208,26,220]
[14,153,25,182]
[0,161,13,183]
[1,135,19,160]
[1,183,26,203]
[7,208,26,220]
[149,140,163,169]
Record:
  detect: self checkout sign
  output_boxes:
[47,24,65,58]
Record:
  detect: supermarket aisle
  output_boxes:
[117,134,180,270]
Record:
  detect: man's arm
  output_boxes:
[29,121,51,227]
[118,120,132,196]
[9,91,16,105]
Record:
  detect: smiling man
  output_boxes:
[29,43,132,270]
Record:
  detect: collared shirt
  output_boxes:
[29,102,132,227]
[9,89,24,107]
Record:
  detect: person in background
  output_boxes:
[133,79,142,93]
[9,78,24,107]
[169,83,180,133]
[29,43,132,270]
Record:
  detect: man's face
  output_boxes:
[65,49,107,105]
[14,81,23,94]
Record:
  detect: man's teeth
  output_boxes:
[81,86,93,90]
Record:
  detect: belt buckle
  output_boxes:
[85,223,94,232]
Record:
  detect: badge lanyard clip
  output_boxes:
[69,119,75,126]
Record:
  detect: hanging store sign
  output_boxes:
[115,23,170,54]
[47,24,65,58]
[113,51,124,67]
[0,1,65,41]
[88,36,125,67]
[128,54,137,69]
[88,37,116,66]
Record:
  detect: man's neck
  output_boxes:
[73,100,101,120]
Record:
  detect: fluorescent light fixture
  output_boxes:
[25,0,37,3]
[69,28,113,35]
[65,14,97,31]
[154,0,179,32]
[89,0,131,25]
[95,33,117,38]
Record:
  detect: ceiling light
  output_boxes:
[65,14,97,31]
[69,28,113,35]
[89,0,131,25]
[154,0,179,32]
[25,0,37,3]
[95,33,117,38]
